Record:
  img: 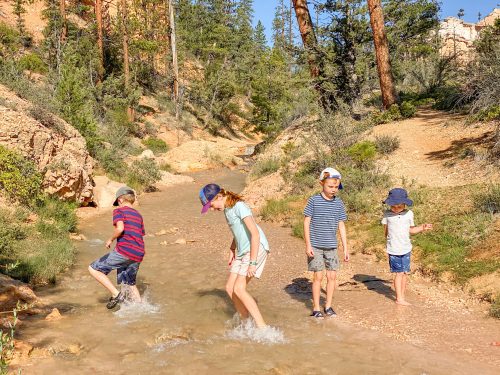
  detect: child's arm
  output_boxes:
[106,221,124,248]
[242,216,261,278]
[338,221,349,262]
[303,216,314,257]
[228,238,236,266]
[410,223,433,235]
[383,224,388,238]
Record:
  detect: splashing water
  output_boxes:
[87,238,104,247]
[114,288,160,322]
[225,315,286,344]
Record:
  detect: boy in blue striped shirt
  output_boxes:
[303,168,349,318]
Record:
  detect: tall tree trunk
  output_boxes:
[367,0,398,108]
[95,0,104,81]
[59,0,66,41]
[291,0,319,78]
[168,0,180,119]
[292,0,337,109]
[121,0,134,121]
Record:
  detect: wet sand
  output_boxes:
[16,169,500,374]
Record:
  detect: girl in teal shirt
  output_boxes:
[199,183,270,328]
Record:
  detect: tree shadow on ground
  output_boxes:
[284,277,326,310]
[352,274,394,301]
[425,131,495,161]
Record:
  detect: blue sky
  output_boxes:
[252,0,500,43]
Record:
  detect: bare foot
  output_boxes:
[396,300,412,306]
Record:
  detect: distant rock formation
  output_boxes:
[439,8,500,62]
[0,84,94,204]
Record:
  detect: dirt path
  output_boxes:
[371,109,499,186]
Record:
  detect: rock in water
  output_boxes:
[45,308,62,321]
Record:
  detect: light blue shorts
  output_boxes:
[388,252,411,273]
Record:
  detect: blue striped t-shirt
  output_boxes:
[303,194,347,249]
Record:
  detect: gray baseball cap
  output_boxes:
[113,186,135,206]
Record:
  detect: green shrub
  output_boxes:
[260,198,293,222]
[141,137,169,155]
[17,53,47,74]
[347,141,377,166]
[375,135,400,154]
[36,198,77,236]
[291,219,304,239]
[251,157,281,179]
[474,185,500,214]
[0,210,27,254]
[342,190,373,214]
[473,105,500,122]
[0,146,42,206]
[126,158,161,192]
[159,162,173,172]
[0,22,19,50]
[371,104,402,125]
[399,101,417,118]
[29,106,65,133]
[490,296,500,319]
[95,147,128,180]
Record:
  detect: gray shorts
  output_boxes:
[308,247,339,272]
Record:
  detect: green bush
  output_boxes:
[0,210,27,254]
[142,137,169,155]
[342,190,373,214]
[490,296,500,319]
[0,146,42,206]
[126,158,161,192]
[17,53,47,74]
[371,104,402,125]
[399,101,417,118]
[0,22,19,50]
[375,135,400,154]
[473,105,500,122]
[36,198,77,236]
[291,219,304,239]
[260,198,293,222]
[347,141,377,166]
[474,185,500,214]
[250,157,281,179]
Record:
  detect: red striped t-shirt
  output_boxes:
[113,206,146,262]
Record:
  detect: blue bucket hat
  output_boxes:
[383,188,413,206]
[199,183,221,214]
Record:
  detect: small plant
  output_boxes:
[490,296,500,319]
[370,104,402,125]
[17,52,47,74]
[0,145,42,206]
[260,198,293,222]
[475,185,500,214]
[375,135,400,155]
[347,141,377,166]
[126,158,161,192]
[141,137,169,155]
[29,106,65,134]
[399,101,417,118]
[159,162,173,172]
[250,157,281,179]
[0,305,19,373]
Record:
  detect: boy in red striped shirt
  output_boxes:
[88,186,146,309]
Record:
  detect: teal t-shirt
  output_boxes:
[224,201,270,257]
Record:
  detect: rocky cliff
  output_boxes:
[0,84,94,204]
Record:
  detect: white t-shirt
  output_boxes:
[381,209,415,255]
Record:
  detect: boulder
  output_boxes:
[0,85,94,204]
[93,176,125,209]
[0,274,37,312]
[139,149,155,159]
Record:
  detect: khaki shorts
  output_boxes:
[230,245,268,279]
[308,247,339,272]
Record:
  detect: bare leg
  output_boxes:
[394,273,410,306]
[226,272,249,319]
[233,275,266,328]
[88,266,119,297]
[312,271,323,311]
[325,270,337,309]
[124,285,141,302]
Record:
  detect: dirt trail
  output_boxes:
[371,108,499,186]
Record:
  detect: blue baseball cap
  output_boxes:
[199,183,221,213]
[383,188,413,206]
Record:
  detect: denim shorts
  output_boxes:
[308,247,339,272]
[90,250,140,285]
[388,252,411,273]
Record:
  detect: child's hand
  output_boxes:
[344,252,350,262]
[423,223,433,231]
[228,251,235,266]
[105,239,113,248]
[305,245,314,257]
[247,265,257,278]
